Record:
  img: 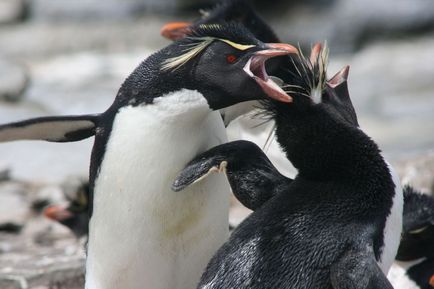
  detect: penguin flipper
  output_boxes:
[0,114,99,143]
[172,140,291,210]
[330,248,393,289]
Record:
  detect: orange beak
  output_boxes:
[429,275,434,287]
[244,43,298,103]
[44,205,73,221]
[160,22,193,40]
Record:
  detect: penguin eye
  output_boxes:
[226,54,237,64]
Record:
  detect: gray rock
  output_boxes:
[272,0,434,52]
[0,182,29,225]
[0,0,26,24]
[0,60,29,102]
[394,150,434,195]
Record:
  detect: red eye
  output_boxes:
[226,54,237,64]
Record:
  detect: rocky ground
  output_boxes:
[0,0,433,288]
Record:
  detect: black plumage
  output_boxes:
[395,185,434,289]
[176,45,397,289]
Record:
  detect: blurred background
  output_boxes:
[0,0,433,288]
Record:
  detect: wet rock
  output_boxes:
[0,60,29,102]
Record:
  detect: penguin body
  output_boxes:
[390,186,434,289]
[0,23,297,289]
[85,90,230,289]
[175,45,400,289]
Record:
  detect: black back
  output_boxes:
[197,49,396,289]
[396,185,434,261]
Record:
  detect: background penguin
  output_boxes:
[174,44,401,289]
[161,0,280,43]
[43,182,89,239]
[0,23,297,289]
[389,185,434,289]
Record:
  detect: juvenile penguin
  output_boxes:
[0,23,297,289]
[390,185,434,289]
[44,182,89,238]
[174,45,402,289]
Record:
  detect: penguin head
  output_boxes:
[43,182,89,238]
[262,43,358,127]
[161,0,279,43]
[120,23,296,110]
[260,43,367,179]
[396,186,434,261]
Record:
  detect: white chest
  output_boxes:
[85,90,230,289]
[378,161,403,274]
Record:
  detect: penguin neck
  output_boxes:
[272,103,388,184]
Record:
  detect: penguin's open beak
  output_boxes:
[161,22,193,40]
[44,205,74,221]
[430,275,434,287]
[244,43,298,103]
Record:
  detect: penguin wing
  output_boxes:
[0,114,99,143]
[172,140,291,210]
[330,248,393,289]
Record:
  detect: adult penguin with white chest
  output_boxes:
[0,23,297,289]
[174,45,402,289]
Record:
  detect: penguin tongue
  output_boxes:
[244,43,297,103]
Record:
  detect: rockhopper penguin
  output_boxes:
[161,0,293,125]
[43,182,90,238]
[172,44,357,212]
[174,44,402,289]
[0,23,297,289]
[390,185,434,289]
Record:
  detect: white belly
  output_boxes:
[378,161,403,274]
[85,90,230,289]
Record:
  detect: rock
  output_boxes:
[0,165,10,182]
[272,0,434,52]
[0,59,29,102]
[0,182,29,226]
[393,150,434,195]
[0,0,26,24]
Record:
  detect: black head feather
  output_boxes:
[195,0,280,43]
[189,22,262,46]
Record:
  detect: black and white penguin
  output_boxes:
[161,0,287,126]
[174,44,402,289]
[0,23,297,289]
[389,185,434,289]
[44,182,89,238]
[173,45,357,211]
